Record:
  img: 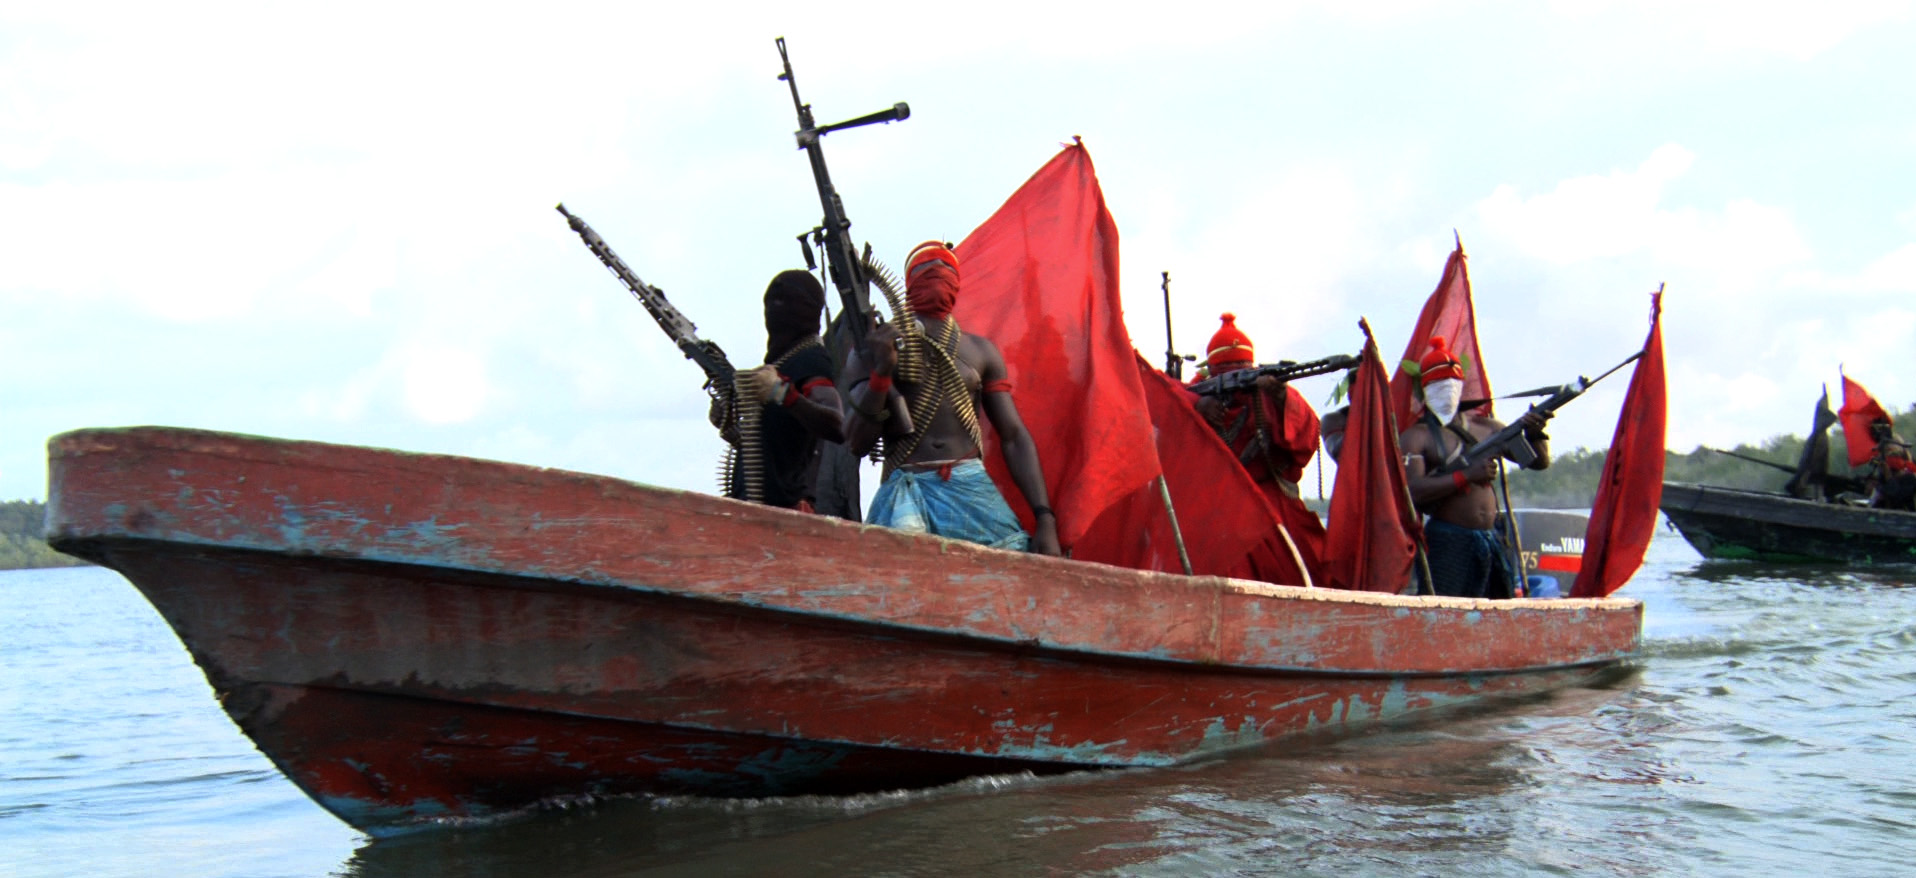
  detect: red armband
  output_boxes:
[780,382,801,407]
[867,374,893,396]
[1452,471,1469,494]
[983,379,1013,394]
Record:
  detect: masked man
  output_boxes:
[843,241,1062,555]
[1189,313,1322,499]
[711,269,847,512]
[1398,335,1551,598]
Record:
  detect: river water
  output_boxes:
[3,527,1914,878]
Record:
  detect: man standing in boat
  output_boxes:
[1188,313,1322,500]
[1862,416,1916,510]
[1398,336,1552,598]
[843,240,1062,555]
[712,269,848,513]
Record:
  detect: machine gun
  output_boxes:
[775,36,908,352]
[1186,353,1360,398]
[555,204,734,401]
[1437,350,1644,474]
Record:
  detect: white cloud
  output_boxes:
[400,344,490,425]
[1474,144,1811,312]
[1553,0,1913,60]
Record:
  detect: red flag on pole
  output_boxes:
[1322,321,1422,593]
[1066,357,1310,585]
[1569,289,1667,599]
[1838,372,1892,468]
[1391,237,1494,427]
[953,141,1160,550]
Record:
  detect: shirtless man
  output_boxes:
[1398,335,1551,598]
[843,240,1062,555]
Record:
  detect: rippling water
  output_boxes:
[4,528,1915,877]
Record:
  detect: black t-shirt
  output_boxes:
[729,344,835,509]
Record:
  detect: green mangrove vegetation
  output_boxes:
[1,500,87,570]
[1503,403,1916,508]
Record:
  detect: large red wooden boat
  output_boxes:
[45,426,1642,836]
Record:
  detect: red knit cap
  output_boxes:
[1418,335,1465,385]
[1206,313,1255,371]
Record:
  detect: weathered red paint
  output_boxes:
[45,427,1642,835]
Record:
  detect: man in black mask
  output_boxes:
[712,269,847,512]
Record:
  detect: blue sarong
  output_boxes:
[1423,517,1516,599]
[866,459,1030,551]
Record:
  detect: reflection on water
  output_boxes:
[341,684,1652,878]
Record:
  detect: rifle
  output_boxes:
[1704,446,1798,475]
[1186,354,1360,398]
[775,36,908,354]
[1437,350,1644,474]
[1161,271,1194,380]
[555,204,735,402]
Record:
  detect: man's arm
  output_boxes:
[788,382,846,444]
[841,323,903,458]
[1401,426,1495,508]
[740,364,846,444]
[974,337,1061,556]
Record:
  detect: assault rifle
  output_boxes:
[1436,350,1644,474]
[775,36,908,351]
[1187,353,1360,398]
[555,204,735,402]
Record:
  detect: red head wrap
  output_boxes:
[1419,335,1465,385]
[905,240,960,319]
[1205,313,1255,373]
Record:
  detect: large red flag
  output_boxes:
[1570,289,1667,599]
[1322,321,1422,592]
[1066,356,1311,585]
[1391,238,1494,427]
[952,142,1161,550]
[1838,372,1892,468]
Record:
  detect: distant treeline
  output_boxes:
[1503,403,1916,508]
[0,500,88,570]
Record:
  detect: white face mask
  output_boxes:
[1423,378,1464,423]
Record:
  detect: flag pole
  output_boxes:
[1155,475,1194,575]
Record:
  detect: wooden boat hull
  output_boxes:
[46,428,1643,835]
[1660,481,1916,564]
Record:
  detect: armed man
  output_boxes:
[1188,313,1324,499]
[712,269,848,513]
[843,240,1062,555]
[1398,335,1552,599]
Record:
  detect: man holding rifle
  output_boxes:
[844,241,1061,556]
[1398,335,1553,599]
[1188,313,1323,500]
[711,269,848,513]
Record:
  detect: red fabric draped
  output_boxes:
[1839,374,1891,468]
[1570,291,1667,599]
[951,142,1161,550]
[1066,357,1309,584]
[1391,241,1494,426]
[953,140,1310,585]
[1322,323,1421,592]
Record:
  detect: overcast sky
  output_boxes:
[5,1,1914,503]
